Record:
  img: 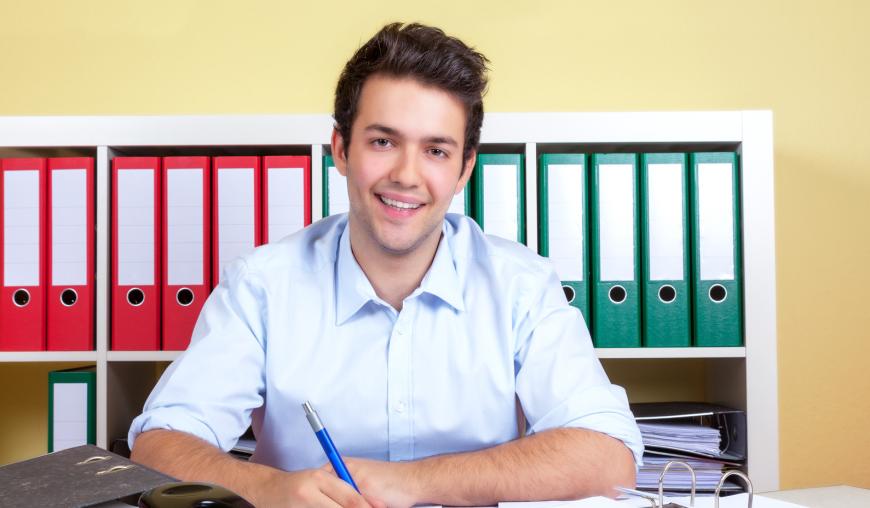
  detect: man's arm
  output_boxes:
[132,429,381,508]
[343,427,636,507]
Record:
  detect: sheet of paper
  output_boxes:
[669,493,807,507]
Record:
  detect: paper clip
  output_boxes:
[714,470,754,508]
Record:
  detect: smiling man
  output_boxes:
[129,23,642,507]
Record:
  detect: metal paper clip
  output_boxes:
[714,470,753,508]
[75,455,110,465]
[658,460,696,507]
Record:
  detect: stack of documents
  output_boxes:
[637,455,739,494]
[637,421,721,456]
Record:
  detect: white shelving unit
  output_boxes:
[0,111,778,490]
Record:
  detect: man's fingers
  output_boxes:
[315,469,372,508]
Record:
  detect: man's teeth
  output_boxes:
[380,195,421,209]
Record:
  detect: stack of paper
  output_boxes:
[637,455,737,494]
[637,422,721,456]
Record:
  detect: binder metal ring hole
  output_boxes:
[61,288,78,307]
[176,288,194,307]
[76,455,110,465]
[709,284,728,303]
[608,285,627,304]
[127,288,145,307]
[562,285,576,304]
[12,289,30,307]
[96,464,136,475]
[658,285,677,304]
[163,484,213,495]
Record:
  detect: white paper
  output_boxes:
[51,169,88,286]
[483,164,519,242]
[117,169,155,285]
[218,168,255,281]
[546,164,584,281]
[598,164,635,281]
[647,163,685,281]
[53,382,88,452]
[698,163,736,281]
[3,170,40,287]
[499,497,631,507]
[670,493,807,507]
[268,167,305,242]
[167,169,204,285]
[328,165,349,215]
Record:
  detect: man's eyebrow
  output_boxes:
[363,124,458,147]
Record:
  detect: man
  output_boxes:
[129,22,642,507]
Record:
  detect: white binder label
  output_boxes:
[328,165,349,215]
[51,170,88,287]
[218,168,255,281]
[698,162,735,280]
[167,169,204,285]
[53,382,88,452]
[447,186,467,215]
[648,163,685,281]
[547,164,584,281]
[598,164,635,282]
[117,169,155,286]
[267,167,305,242]
[483,164,519,242]
[4,170,40,287]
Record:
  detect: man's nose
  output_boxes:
[389,148,423,187]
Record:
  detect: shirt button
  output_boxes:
[396,328,405,336]
[395,401,406,413]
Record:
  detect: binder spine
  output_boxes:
[473,153,526,244]
[690,152,744,346]
[641,153,691,347]
[590,153,641,347]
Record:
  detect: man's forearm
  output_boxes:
[130,429,278,504]
[408,428,636,506]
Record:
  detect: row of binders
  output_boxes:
[0,155,310,351]
[337,151,743,349]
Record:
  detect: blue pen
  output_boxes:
[302,401,360,492]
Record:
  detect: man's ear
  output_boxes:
[330,128,348,177]
[457,150,477,193]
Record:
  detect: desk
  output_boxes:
[760,485,870,508]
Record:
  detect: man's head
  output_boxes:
[333,22,489,165]
[331,23,489,259]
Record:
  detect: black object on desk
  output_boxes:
[0,444,174,507]
[138,482,254,508]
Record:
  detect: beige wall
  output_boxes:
[1,0,868,488]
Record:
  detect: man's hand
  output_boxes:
[256,467,386,508]
[323,458,420,508]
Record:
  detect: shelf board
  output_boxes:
[0,351,99,362]
[595,347,746,359]
[107,351,182,362]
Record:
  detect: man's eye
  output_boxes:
[429,148,447,158]
[373,138,391,148]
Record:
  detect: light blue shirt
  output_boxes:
[129,214,643,470]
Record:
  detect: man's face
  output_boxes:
[332,74,475,258]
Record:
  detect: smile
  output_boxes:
[379,195,422,210]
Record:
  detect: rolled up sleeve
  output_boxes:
[514,268,644,466]
[128,258,267,452]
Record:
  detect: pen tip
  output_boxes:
[302,401,314,414]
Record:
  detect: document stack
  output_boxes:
[632,402,747,496]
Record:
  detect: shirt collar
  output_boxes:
[334,221,466,326]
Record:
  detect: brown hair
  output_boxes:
[334,22,490,162]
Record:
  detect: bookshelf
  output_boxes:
[0,111,778,490]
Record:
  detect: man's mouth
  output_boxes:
[379,195,422,210]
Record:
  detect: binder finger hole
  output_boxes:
[176,288,194,306]
[709,284,727,303]
[608,285,627,304]
[12,289,30,307]
[562,285,576,304]
[61,288,78,307]
[658,285,677,303]
[126,288,145,307]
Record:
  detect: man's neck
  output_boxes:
[347,220,442,311]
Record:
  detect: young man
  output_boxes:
[129,23,642,507]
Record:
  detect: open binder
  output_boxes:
[0,445,174,507]
[631,402,747,463]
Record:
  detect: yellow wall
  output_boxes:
[1,0,868,488]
